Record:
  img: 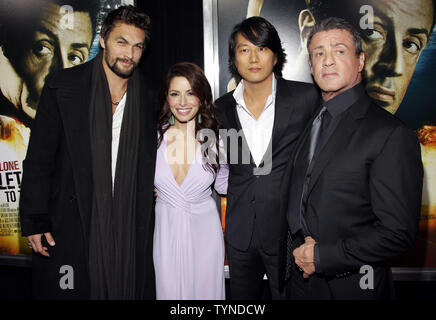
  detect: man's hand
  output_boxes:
[28,232,55,257]
[293,236,316,278]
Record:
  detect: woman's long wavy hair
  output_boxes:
[157,62,220,173]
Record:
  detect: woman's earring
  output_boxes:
[197,113,202,124]
[169,114,175,126]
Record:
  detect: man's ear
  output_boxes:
[358,51,365,72]
[308,56,314,75]
[99,34,105,49]
[298,9,316,52]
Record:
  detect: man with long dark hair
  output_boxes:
[215,16,319,299]
[19,5,157,300]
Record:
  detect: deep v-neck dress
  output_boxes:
[153,133,228,299]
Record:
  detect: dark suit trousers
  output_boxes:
[226,219,285,300]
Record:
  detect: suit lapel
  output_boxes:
[224,97,241,132]
[270,78,296,155]
[307,96,370,196]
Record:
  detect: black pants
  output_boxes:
[226,221,285,300]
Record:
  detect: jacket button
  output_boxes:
[69,195,77,202]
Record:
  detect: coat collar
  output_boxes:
[271,78,299,153]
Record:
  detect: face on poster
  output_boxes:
[211,0,436,267]
[0,0,132,256]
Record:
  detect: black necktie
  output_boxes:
[284,107,329,281]
[308,106,328,163]
[287,106,329,234]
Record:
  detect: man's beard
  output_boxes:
[105,51,137,79]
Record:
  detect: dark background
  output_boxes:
[139,0,204,92]
[1,0,435,300]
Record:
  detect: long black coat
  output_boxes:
[19,60,157,299]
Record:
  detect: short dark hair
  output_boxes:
[228,16,286,83]
[100,5,151,44]
[307,17,363,57]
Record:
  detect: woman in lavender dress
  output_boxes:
[153,62,228,300]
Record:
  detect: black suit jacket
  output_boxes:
[279,92,423,299]
[19,60,157,299]
[215,78,319,254]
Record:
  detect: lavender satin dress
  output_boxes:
[153,133,228,300]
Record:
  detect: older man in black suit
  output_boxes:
[279,17,423,300]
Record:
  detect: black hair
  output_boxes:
[100,5,151,44]
[228,16,286,83]
[307,17,363,57]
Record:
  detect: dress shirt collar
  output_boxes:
[233,75,277,115]
[323,83,365,118]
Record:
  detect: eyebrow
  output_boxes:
[236,43,249,48]
[37,26,56,44]
[116,36,144,47]
[407,28,430,42]
[71,43,90,50]
[312,42,349,50]
[37,26,91,50]
[372,7,430,42]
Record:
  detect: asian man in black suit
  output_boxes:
[215,17,319,299]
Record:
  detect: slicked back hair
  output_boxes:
[307,16,363,59]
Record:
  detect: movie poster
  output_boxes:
[0,0,132,257]
[211,0,436,268]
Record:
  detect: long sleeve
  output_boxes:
[19,81,61,236]
[214,164,229,195]
[318,125,423,276]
